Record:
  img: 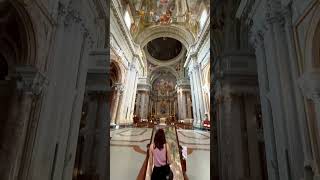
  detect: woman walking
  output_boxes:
[149,128,173,180]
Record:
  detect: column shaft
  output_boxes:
[254,34,280,180]
[1,92,33,179]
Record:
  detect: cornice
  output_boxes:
[144,46,186,66]
[111,0,145,73]
[135,24,195,49]
[110,0,139,59]
[184,19,210,68]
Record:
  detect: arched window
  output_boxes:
[124,10,131,30]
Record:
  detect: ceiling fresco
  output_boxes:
[122,0,209,36]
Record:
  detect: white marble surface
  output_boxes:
[177,129,210,180]
[110,128,152,180]
[110,127,210,180]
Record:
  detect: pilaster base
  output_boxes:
[193,121,201,128]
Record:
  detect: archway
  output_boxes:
[0,1,36,179]
[136,25,195,51]
[110,60,124,124]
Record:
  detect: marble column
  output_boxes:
[135,91,141,117]
[116,64,133,124]
[96,91,108,180]
[80,90,109,179]
[177,89,182,119]
[188,70,198,125]
[139,90,150,119]
[186,92,193,118]
[114,90,124,125]
[245,96,263,180]
[80,93,98,174]
[110,83,123,125]
[191,70,200,123]
[252,31,280,180]
[254,32,280,180]
[191,63,205,126]
[120,69,131,122]
[0,67,44,180]
[124,67,135,122]
[181,91,187,120]
[4,91,33,180]
[144,91,150,118]
[270,12,304,180]
[263,17,291,180]
[195,64,205,121]
[128,73,138,122]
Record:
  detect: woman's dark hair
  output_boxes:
[154,128,166,150]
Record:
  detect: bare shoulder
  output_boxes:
[149,143,154,151]
[165,143,170,150]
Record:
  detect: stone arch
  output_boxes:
[135,24,195,50]
[305,4,320,71]
[301,4,320,175]
[1,1,36,64]
[149,66,179,84]
[110,60,123,85]
[0,1,37,179]
[110,48,126,84]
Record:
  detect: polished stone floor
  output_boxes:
[110,127,210,180]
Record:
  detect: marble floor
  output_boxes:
[110,127,210,180]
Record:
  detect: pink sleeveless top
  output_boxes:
[152,144,167,167]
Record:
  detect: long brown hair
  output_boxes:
[154,128,166,150]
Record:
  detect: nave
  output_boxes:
[0,0,320,180]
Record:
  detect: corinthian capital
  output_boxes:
[113,83,124,92]
[250,30,265,49]
[15,66,49,96]
[128,62,136,71]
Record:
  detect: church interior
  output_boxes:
[0,0,320,180]
[108,0,210,179]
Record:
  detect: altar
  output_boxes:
[159,117,166,125]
